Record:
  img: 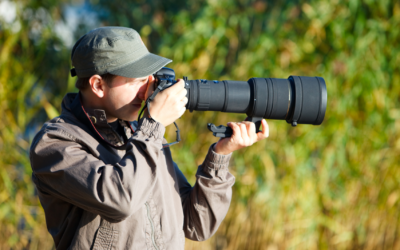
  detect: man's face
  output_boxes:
[102,75,151,122]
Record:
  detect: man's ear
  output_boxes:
[89,75,106,98]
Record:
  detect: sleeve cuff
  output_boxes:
[136,117,165,142]
[202,143,232,171]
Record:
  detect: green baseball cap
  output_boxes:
[70,26,172,78]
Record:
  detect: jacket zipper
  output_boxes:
[145,202,159,250]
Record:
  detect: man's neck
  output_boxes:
[80,91,117,123]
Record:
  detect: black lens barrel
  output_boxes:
[286,76,327,126]
[185,76,327,126]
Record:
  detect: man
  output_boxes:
[30,26,269,249]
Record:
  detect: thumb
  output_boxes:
[256,119,269,141]
[145,75,156,100]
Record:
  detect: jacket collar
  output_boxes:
[69,92,137,149]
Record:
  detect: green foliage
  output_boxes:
[1,0,399,249]
[0,0,70,248]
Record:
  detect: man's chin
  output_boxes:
[127,116,138,122]
[121,113,139,122]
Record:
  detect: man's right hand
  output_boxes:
[146,79,188,127]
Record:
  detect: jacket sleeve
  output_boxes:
[175,144,235,241]
[30,118,164,223]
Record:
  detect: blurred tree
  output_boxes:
[0,0,71,248]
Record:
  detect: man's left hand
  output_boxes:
[213,119,269,155]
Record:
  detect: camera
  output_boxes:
[152,67,327,137]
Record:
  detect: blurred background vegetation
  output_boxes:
[0,0,399,249]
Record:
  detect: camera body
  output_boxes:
[153,67,179,91]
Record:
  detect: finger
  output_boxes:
[166,80,186,99]
[145,76,156,98]
[177,86,188,98]
[148,74,155,84]
[181,97,188,106]
[239,123,249,143]
[172,79,185,90]
[162,79,183,97]
[228,122,240,137]
[257,119,269,140]
[179,106,186,117]
[181,96,188,103]
[245,122,256,145]
[243,121,256,140]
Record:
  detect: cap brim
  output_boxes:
[108,53,172,78]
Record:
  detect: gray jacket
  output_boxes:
[30,93,235,250]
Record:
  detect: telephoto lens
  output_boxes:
[185,76,327,127]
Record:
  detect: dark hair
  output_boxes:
[75,73,117,90]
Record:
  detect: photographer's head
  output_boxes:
[70,26,171,122]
